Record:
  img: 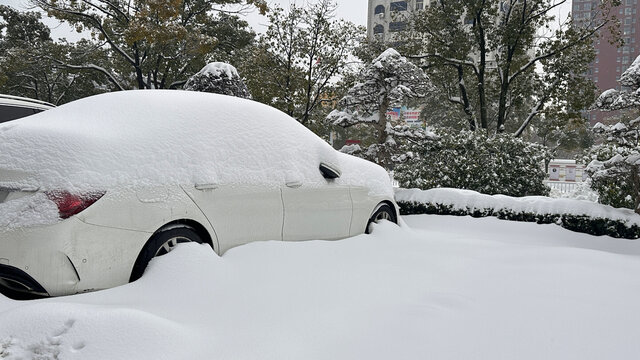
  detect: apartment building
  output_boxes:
[367,0,427,41]
[573,0,640,124]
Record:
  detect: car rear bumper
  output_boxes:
[0,264,48,296]
[0,217,151,297]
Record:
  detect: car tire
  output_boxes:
[366,203,398,234]
[129,226,203,282]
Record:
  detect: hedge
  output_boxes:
[398,200,640,239]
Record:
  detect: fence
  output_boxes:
[545,181,578,193]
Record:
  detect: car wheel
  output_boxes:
[366,203,398,234]
[129,226,203,282]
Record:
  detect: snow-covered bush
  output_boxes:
[327,48,433,169]
[184,62,251,99]
[396,188,640,239]
[394,130,550,197]
[591,54,640,214]
[585,120,640,212]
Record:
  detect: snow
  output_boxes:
[2,215,640,359]
[620,54,640,88]
[396,187,640,226]
[0,91,393,228]
[193,62,239,79]
[0,193,59,229]
[0,90,392,191]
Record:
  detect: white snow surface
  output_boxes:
[396,187,640,226]
[2,216,640,359]
[195,62,240,79]
[0,91,392,198]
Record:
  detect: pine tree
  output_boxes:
[589,54,640,213]
[184,63,251,99]
[327,48,433,169]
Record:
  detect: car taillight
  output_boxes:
[46,191,105,219]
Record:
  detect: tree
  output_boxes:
[184,62,251,98]
[33,0,265,90]
[237,0,362,126]
[327,48,433,169]
[0,5,107,104]
[588,54,640,213]
[405,0,620,135]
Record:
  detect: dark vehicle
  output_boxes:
[0,94,54,123]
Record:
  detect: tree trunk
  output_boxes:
[633,164,640,215]
[376,95,390,169]
[456,65,476,131]
[475,8,488,130]
[496,68,510,133]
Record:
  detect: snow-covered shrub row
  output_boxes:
[396,188,640,239]
[394,130,550,197]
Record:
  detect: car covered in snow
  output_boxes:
[0,94,54,123]
[0,90,398,297]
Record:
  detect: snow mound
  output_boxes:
[395,187,640,226]
[3,218,640,359]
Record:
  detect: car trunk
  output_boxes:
[0,168,39,203]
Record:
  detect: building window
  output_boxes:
[390,1,408,12]
[389,21,407,32]
[374,24,384,34]
[374,5,385,15]
[416,0,424,10]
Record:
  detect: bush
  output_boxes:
[394,130,550,197]
[584,142,636,210]
[584,120,640,213]
[397,200,640,239]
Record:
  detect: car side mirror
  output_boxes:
[319,162,341,179]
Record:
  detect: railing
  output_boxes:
[545,181,578,193]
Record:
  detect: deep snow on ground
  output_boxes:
[2,215,640,359]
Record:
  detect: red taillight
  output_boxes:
[46,191,105,219]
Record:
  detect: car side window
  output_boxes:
[0,105,38,123]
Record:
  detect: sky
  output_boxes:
[1,0,369,41]
[3,0,571,41]
[245,0,368,31]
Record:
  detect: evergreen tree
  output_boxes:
[184,62,251,99]
[589,54,640,213]
[327,48,433,169]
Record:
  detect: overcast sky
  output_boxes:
[2,0,369,40]
[4,0,569,41]
[246,0,368,32]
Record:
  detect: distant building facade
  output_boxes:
[574,0,640,124]
[367,0,428,41]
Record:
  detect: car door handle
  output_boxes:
[195,183,218,191]
[286,181,303,188]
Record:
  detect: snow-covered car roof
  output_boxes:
[0,91,392,197]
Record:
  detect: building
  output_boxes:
[367,0,427,41]
[573,0,640,124]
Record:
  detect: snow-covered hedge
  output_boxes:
[396,188,640,239]
[394,130,550,197]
